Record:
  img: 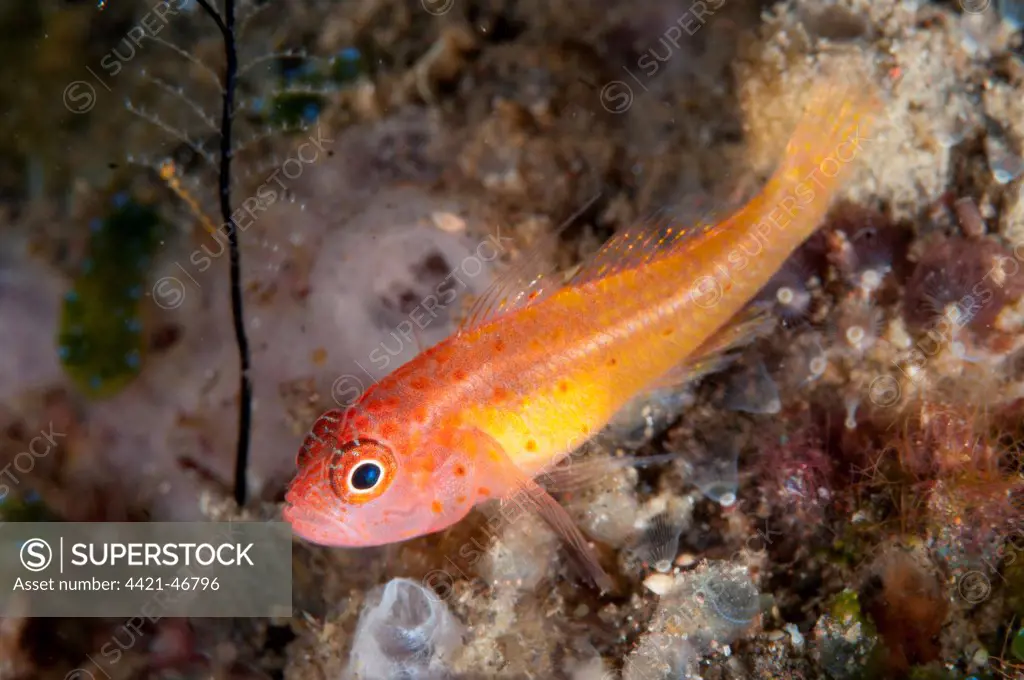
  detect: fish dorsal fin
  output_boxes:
[565,178,757,288]
[456,191,603,334]
[564,205,702,286]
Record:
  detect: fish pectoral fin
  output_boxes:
[455,426,614,593]
[647,302,775,390]
[514,477,615,593]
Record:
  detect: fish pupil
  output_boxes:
[351,462,382,490]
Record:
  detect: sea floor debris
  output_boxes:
[1,0,1024,679]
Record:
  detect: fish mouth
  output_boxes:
[282,500,362,548]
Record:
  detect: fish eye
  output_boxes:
[348,461,383,492]
[328,438,397,505]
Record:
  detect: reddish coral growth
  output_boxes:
[862,550,948,674]
[888,400,994,480]
[928,477,1022,556]
[857,396,1024,543]
[755,414,835,524]
[902,235,1024,336]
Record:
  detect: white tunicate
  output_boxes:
[480,511,558,590]
[640,561,761,658]
[624,511,686,574]
[723,356,782,415]
[683,439,740,508]
[699,572,760,625]
[605,387,695,449]
[347,578,464,680]
[622,633,699,680]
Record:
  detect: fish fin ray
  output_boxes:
[511,476,614,592]
[646,302,775,390]
[456,426,613,592]
[565,199,727,287]
[456,192,603,334]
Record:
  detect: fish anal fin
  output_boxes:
[455,426,614,592]
[647,303,776,391]
[456,192,603,334]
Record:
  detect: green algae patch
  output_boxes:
[815,589,887,680]
[262,47,368,129]
[0,491,61,523]
[1012,626,1024,662]
[57,194,165,399]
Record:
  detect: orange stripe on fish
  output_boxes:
[284,70,882,591]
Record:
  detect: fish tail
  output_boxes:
[759,68,884,240]
[699,67,883,293]
[661,70,883,364]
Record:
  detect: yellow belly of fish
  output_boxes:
[463,334,688,477]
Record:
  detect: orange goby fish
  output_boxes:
[284,71,881,590]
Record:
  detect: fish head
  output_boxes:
[283,405,478,547]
